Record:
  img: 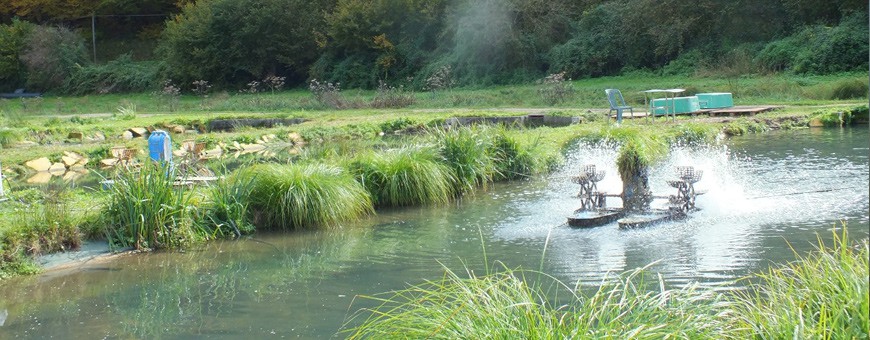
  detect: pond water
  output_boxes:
[1,127,867,339]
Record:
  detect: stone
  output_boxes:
[69,164,86,171]
[129,127,149,137]
[93,132,106,141]
[808,118,824,127]
[240,143,266,154]
[67,132,83,140]
[26,172,52,184]
[25,157,52,172]
[122,131,134,140]
[62,156,78,167]
[171,125,185,134]
[76,158,89,166]
[48,162,66,175]
[63,171,84,181]
[14,141,39,148]
[100,159,118,167]
[287,132,304,144]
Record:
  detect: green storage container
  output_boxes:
[650,96,700,116]
[696,93,733,109]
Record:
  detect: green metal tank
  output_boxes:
[651,96,700,115]
[696,93,733,109]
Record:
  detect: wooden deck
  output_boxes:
[610,106,781,120]
[696,106,782,117]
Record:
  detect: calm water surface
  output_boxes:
[1,127,867,339]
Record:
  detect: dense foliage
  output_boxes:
[0,0,866,93]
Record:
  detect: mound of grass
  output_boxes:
[349,147,455,207]
[489,130,553,181]
[197,176,255,238]
[344,264,729,339]
[434,126,496,195]
[237,163,372,230]
[731,228,869,339]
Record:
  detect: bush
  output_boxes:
[20,24,88,92]
[158,0,329,87]
[370,81,416,109]
[0,19,33,92]
[236,163,372,230]
[756,12,869,74]
[537,72,574,106]
[829,78,869,100]
[64,54,159,94]
[348,147,455,207]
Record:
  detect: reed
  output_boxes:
[434,126,496,195]
[104,163,199,250]
[730,227,869,339]
[348,147,455,207]
[236,163,372,230]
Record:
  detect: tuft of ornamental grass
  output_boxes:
[348,147,455,208]
[105,163,200,250]
[236,163,372,230]
[433,126,496,195]
[343,264,732,339]
[730,227,869,339]
[196,175,256,238]
[489,130,553,181]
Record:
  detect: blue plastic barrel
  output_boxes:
[148,130,172,163]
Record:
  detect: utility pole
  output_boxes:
[91,13,97,63]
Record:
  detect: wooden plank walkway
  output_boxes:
[610,106,781,120]
[696,106,782,117]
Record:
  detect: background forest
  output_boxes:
[0,0,867,94]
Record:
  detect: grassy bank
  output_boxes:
[344,228,869,339]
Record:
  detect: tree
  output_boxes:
[158,0,333,88]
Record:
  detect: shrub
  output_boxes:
[64,54,159,94]
[423,65,456,93]
[370,81,416,109]
[379,117,417,134]
[236,163,372,230]
[348,147,455,207]
[0,19,33,92]
[158,0,328,87]
[20,24,88,92]
[756,12,869,74]
[309,79,350,109]
[829,78,868,100]
[537,72,574,105]
[105,164,198,250]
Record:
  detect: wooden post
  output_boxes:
[0,160,5,198]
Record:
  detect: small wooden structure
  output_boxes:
[696,106,781,117]
[110,146,138,168]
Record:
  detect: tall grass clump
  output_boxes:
[489,130,553,181]
[344,264,732,339]
[730,228,869,339]
[434,127,496,195]
[197,176,255,238]
[349,147,455,207]
[105,164,198,250]
[236,163,372,230]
